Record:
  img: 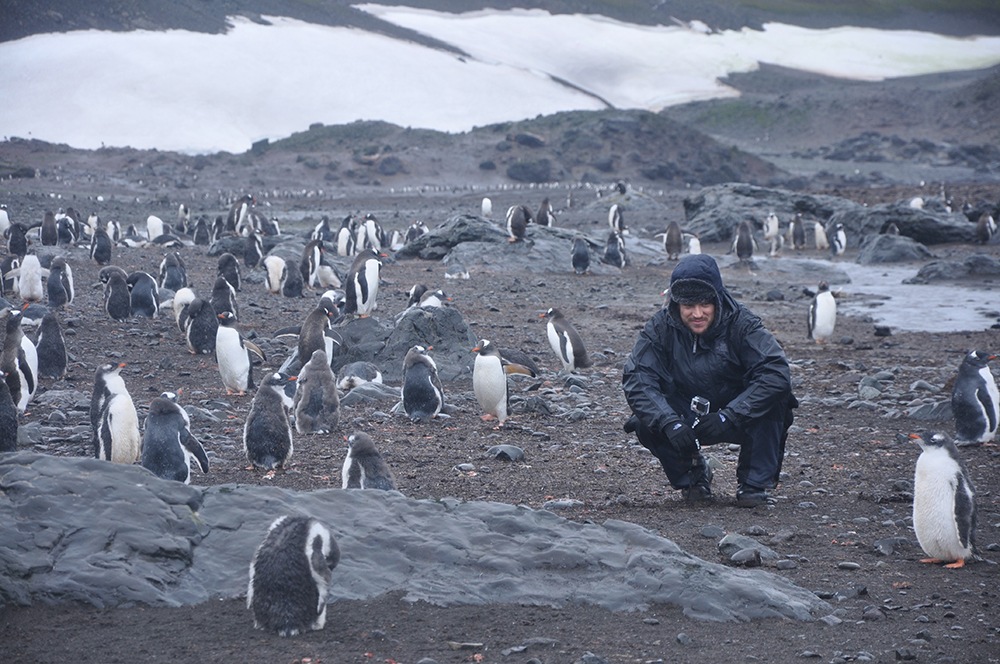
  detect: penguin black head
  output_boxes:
[817,282,829,293]
[909,431,952,451]
[148,395,181,417]
[963,349,996,367]
[472,339,495,355]
[218,311,238,326]
[160,390,181,402]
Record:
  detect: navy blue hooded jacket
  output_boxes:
[622,254,794,437]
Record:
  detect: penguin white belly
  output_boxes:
[217,327,250,392]
[19,336,38,405]
[356,260,380,315]
[106,393,141,464]
[981,366,1000,440]
[814,223,829,250]
[810,292,836,340]
[547,323,573,371]
[913,450,972,561]
[473,354,508,421]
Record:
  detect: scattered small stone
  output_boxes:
[798,501,818,509]
[874,325,892,337]
[486,444,525,462]
[699,525,726,538]
[542,498,583,510]
[821,615,843,626]
[894,648,917,661]
[454,463,476,472]
[862,606,885,621]
[776,559,799,570]
[731,548,762,566]
[676,633,691,645]
[642,617,660,625]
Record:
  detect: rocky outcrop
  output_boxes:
[856,234,934,264]
[904,253,1000,283]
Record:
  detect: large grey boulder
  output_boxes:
[904,253,1000,283]
[828,204,977,245]
[379,305,477,382]
[0,453,830,622]
[856,234,934,264]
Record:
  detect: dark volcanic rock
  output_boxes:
[379,305,477,382]
[856,234,934,264]
[904,253,1000,283]
[828,204,977,245]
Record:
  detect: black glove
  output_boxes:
[694,410,737,445]
[665,422,698,456]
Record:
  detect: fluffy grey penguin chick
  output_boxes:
[293,349,340,434]
[342,431,397,491]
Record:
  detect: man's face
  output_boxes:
[679,302,715,335]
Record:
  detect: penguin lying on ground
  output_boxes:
[342,431,396,490]
[141,394,208,484]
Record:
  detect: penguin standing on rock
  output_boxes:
[342,431,396,490]
[141,395,209,484]
[184,298,218,355]
[217,252,242,292]
[247,515,340,637]
[401,345,444,423]
[571,237,590,275]
[0,371,18,452]
[542,308,592,373]
[126,271,159,318]
[505,205,531,243]
[536,198,556,227]
[34,311,67,379]
[293,349,340,434]
[830,223,847,256]
[244,372,294,471]
[608,204,627,235]
[344,248,381,317]
[951,350,999,447]
[909,431,978,568]
[976,213,996,245]
[216,311,265,395]
[807,282,837,344]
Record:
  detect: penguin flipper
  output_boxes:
[954,473,976,550]
[975,387,998,432]
[245,339,266,363]
[182,431,210,474]
[503,362,535,378]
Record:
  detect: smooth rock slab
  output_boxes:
[0,453,829,622]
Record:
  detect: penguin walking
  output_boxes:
[543,308,592,372]
[293,349,340,434]
[830,222,847,256]
[141,394,209,484]
[506,204,532,243]
[159,252,187,291]
[603,231,626,269]
[0,371,18,452]
[90,362,126,444]
[247,515,340,637]
[176,203,191,234]
[244,231,264,268]
[608,203,627,235]
[184,298,218,355]
[401,345,444,423]
[95,382,141,465]
[814,221,829,251]
[732,220,756,264]
[8,254,47,303]
[807,282,837,344]
[344,247,381,317]
[951,350,999,447]
[536,197,556,227]
[909,431,978,568]
[210,275,239,319]
[342,431,396,490]
[90,226,113,265]
[472,339,513,427]
[244,372,294,470]
[571,237,590,275]
[217,252,242,292]
[216,312,265,395]
[126,271,159,318]
[663,221,683,260]
[46,256,74,308]
[34,311,67,379]
[1,309,38,413]
[263,255,286,295]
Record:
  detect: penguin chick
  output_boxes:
[34,311,67,379]
[244,372,294,470]
[342,431,396,490]
[247,515,340,637]
[909,431,978,569]
[184,298,218,355]
[542,307,592,372]
[141,395,208,484]
[293,349,340,434]
[401,345,444,423]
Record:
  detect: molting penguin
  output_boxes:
[5,223,29,258]
[505,204,532,243]
[542,307,592,372]
[344,247,381,317]
[293,349,340,434]
[247,515,340,637]
[830,222,847,256]
[184,298,218,355]
[536,197,556,227]
[263,255,286,295]
[216,311,265,395]
[158,252,187,291]
[401,345,444,423]
[210,275,239,319]
[104,270,131,321]
[34,311,67,379]
[217,252,242,292]
[1,309,37,413]
[0,371,18,452]
[603,231,626,268]
[244,372,294,470]
[141,395,209,484]
[807,282,837,344]
[46,256,74,308]
[909,431,978,568]
[95,377,141,465]
[472,339,511,427]
[90,226,113,265]
[192,216,211,245]
[342,431,396,490]
[951,350,999,447]
[571,237,590,275]
[40,210,58,246]
[9,254,46,303]
[281,257,305,298]
[126,271,159,318]
[663,221,683,260]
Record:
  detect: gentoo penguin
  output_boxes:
[141,395,208,484]
[404,220,428,244]
[192,216,211,245]
[344,247,381,317]
[106,219,122,244]
[90,226,113,265]
[807,282,837,344]
[210,215,226,243]
[732,220,756,263]
[244,231,263,268]
[418,288,449,309]
[300,239,324,288]
[951,350,999,447]
[126,271,159,318]
[663,221,683,260]
[536,197,556,227]
[976,213,996,245]
[119,224,144,247]
[1,309,37,413]
[363,213,384,252]
[260,255,284,295]
[830,222,847,256]
[882,221,900,236]
[342,431,396,490]
[481,197,493,218]
[0,204,9,237]
[505,204,531,243]
[210,275,238,319]
[146,214,165,241]
[298,297,339,366]
[95,382,141,465]
[1,255,19,295]
[472,339,512,427]
[158,252,187,291]
[311,216,333,242]
[571,237,590,275]
[8,254,46,302]
[337,361,383,391]
[34,311,67,379]
[227,194,254,234]
[406,283,428,307]
[40,210,58,246]
[814,221,829,251]
[909,431,977,568]
[176,203,191,234]
[0,371,18,452]
[543,307,592,372]
[184,298,218,355]
[401,345,444,423]
[684,233,702,255]
[171,286,196,333]
[293,349,340,434]
[5,223,29,258]
[608,203,627,235]
[281,257,305,298]
[46,256,74,308]
[335,215,356,256]
[217,311,265,395]
[247,515,340,637]
[763,212,780,243]
[217,252,242,292]
[603,231,627,268]
[789,213,806,250]
[90,363,134,461]
[244,372,294,471]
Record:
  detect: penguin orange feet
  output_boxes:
[480,414,496,422]
[944,559,967,569]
